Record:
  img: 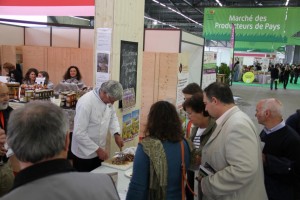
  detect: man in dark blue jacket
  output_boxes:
[256,98,300,200]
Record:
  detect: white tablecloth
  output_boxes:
[91,165,132,200]
[256,74,271,84]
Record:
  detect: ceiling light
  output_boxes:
[152,0,202,27]
[144,16,179,29]
[215,0,223,7]
[285,0,289,6]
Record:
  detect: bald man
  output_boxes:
[0,83,14,197]
[256,98,300,200]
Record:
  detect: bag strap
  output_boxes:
[181,140,196,200]
[186,121,192,138]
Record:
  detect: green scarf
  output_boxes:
[141,137,168,200]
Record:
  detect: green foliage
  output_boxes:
[217,63,231,84]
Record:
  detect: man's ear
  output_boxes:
[64,132,70,151]
[211,97,218,104]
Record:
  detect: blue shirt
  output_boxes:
[126,140,190,200]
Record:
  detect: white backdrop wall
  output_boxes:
[181,42,203,85]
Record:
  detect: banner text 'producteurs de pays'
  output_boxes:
[215,15,280,31]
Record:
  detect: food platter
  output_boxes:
[102,154,134,171]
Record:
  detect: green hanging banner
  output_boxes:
[203,7,288,42]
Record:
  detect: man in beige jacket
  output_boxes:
[200,82,267,200]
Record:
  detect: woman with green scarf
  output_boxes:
[126,101,191,200]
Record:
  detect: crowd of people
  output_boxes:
[269,63,300,90]
[1,62,87,90]
[0,79,300,200]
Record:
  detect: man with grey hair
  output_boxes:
[256,98,300,200]
[0,83,14,197]
[71,80,124,172]
[2,101,119,200]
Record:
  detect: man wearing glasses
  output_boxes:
[71,80,124,172]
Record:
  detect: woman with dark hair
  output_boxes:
[126,101,191,200]
[182,93,216,200]
[61,66,86,89]
[38,71,54,89]
[22,68,38,85]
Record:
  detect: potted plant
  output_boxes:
[216,63,231,85]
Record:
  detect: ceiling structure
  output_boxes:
[144,0,300,37]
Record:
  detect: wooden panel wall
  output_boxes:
[22,46,93,86]
[52,28,79,48]
[140,52,179,137]
[140,52,156,135]
[158,53,178,101]
[22,46,47,72]
[25,28,51,47]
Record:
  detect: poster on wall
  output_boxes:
[260,58,270,72]
[95,28,112,87]
[122,88,136,109]
[96,52,110,87]
[202,51,217,89]
[203,51,217,69]
[122,110,139,142]
[119,41,138,97]
[131,110,140,138]
[122,113,132,142]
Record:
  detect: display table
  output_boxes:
[91,165,132,200]
[256,74,271,84]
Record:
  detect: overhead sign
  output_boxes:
[0,0,94,15]
[204,8,288,42]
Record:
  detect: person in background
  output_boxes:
[22,68,38,85]
[270,64,279,90]
[71,80,124,172]
[0,83,14,197]
[62,66,86,89]
[286,109,300,135]
[126,101,191,200]
[38,71,54,89]
[2,63,22,84]
[233,60,240,82]
[289,64,296,83]
[282,65,291,90]
[256,98,300,200]
[200,82,267,200]
[183,93,216,200]
[1,101,119,200]
[181,83,202,138]
[294,65,300,84]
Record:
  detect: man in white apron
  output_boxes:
[71,80,124,172]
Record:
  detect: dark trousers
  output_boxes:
[270,78,278,90]
[294,75,299,84]
[72,155,103,172]
[283,78,289,89]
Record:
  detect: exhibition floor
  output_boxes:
[232,81,300,90]
[231,83,300,131]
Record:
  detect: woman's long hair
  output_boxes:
[63,66,82,81]
[144,101,183,142]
